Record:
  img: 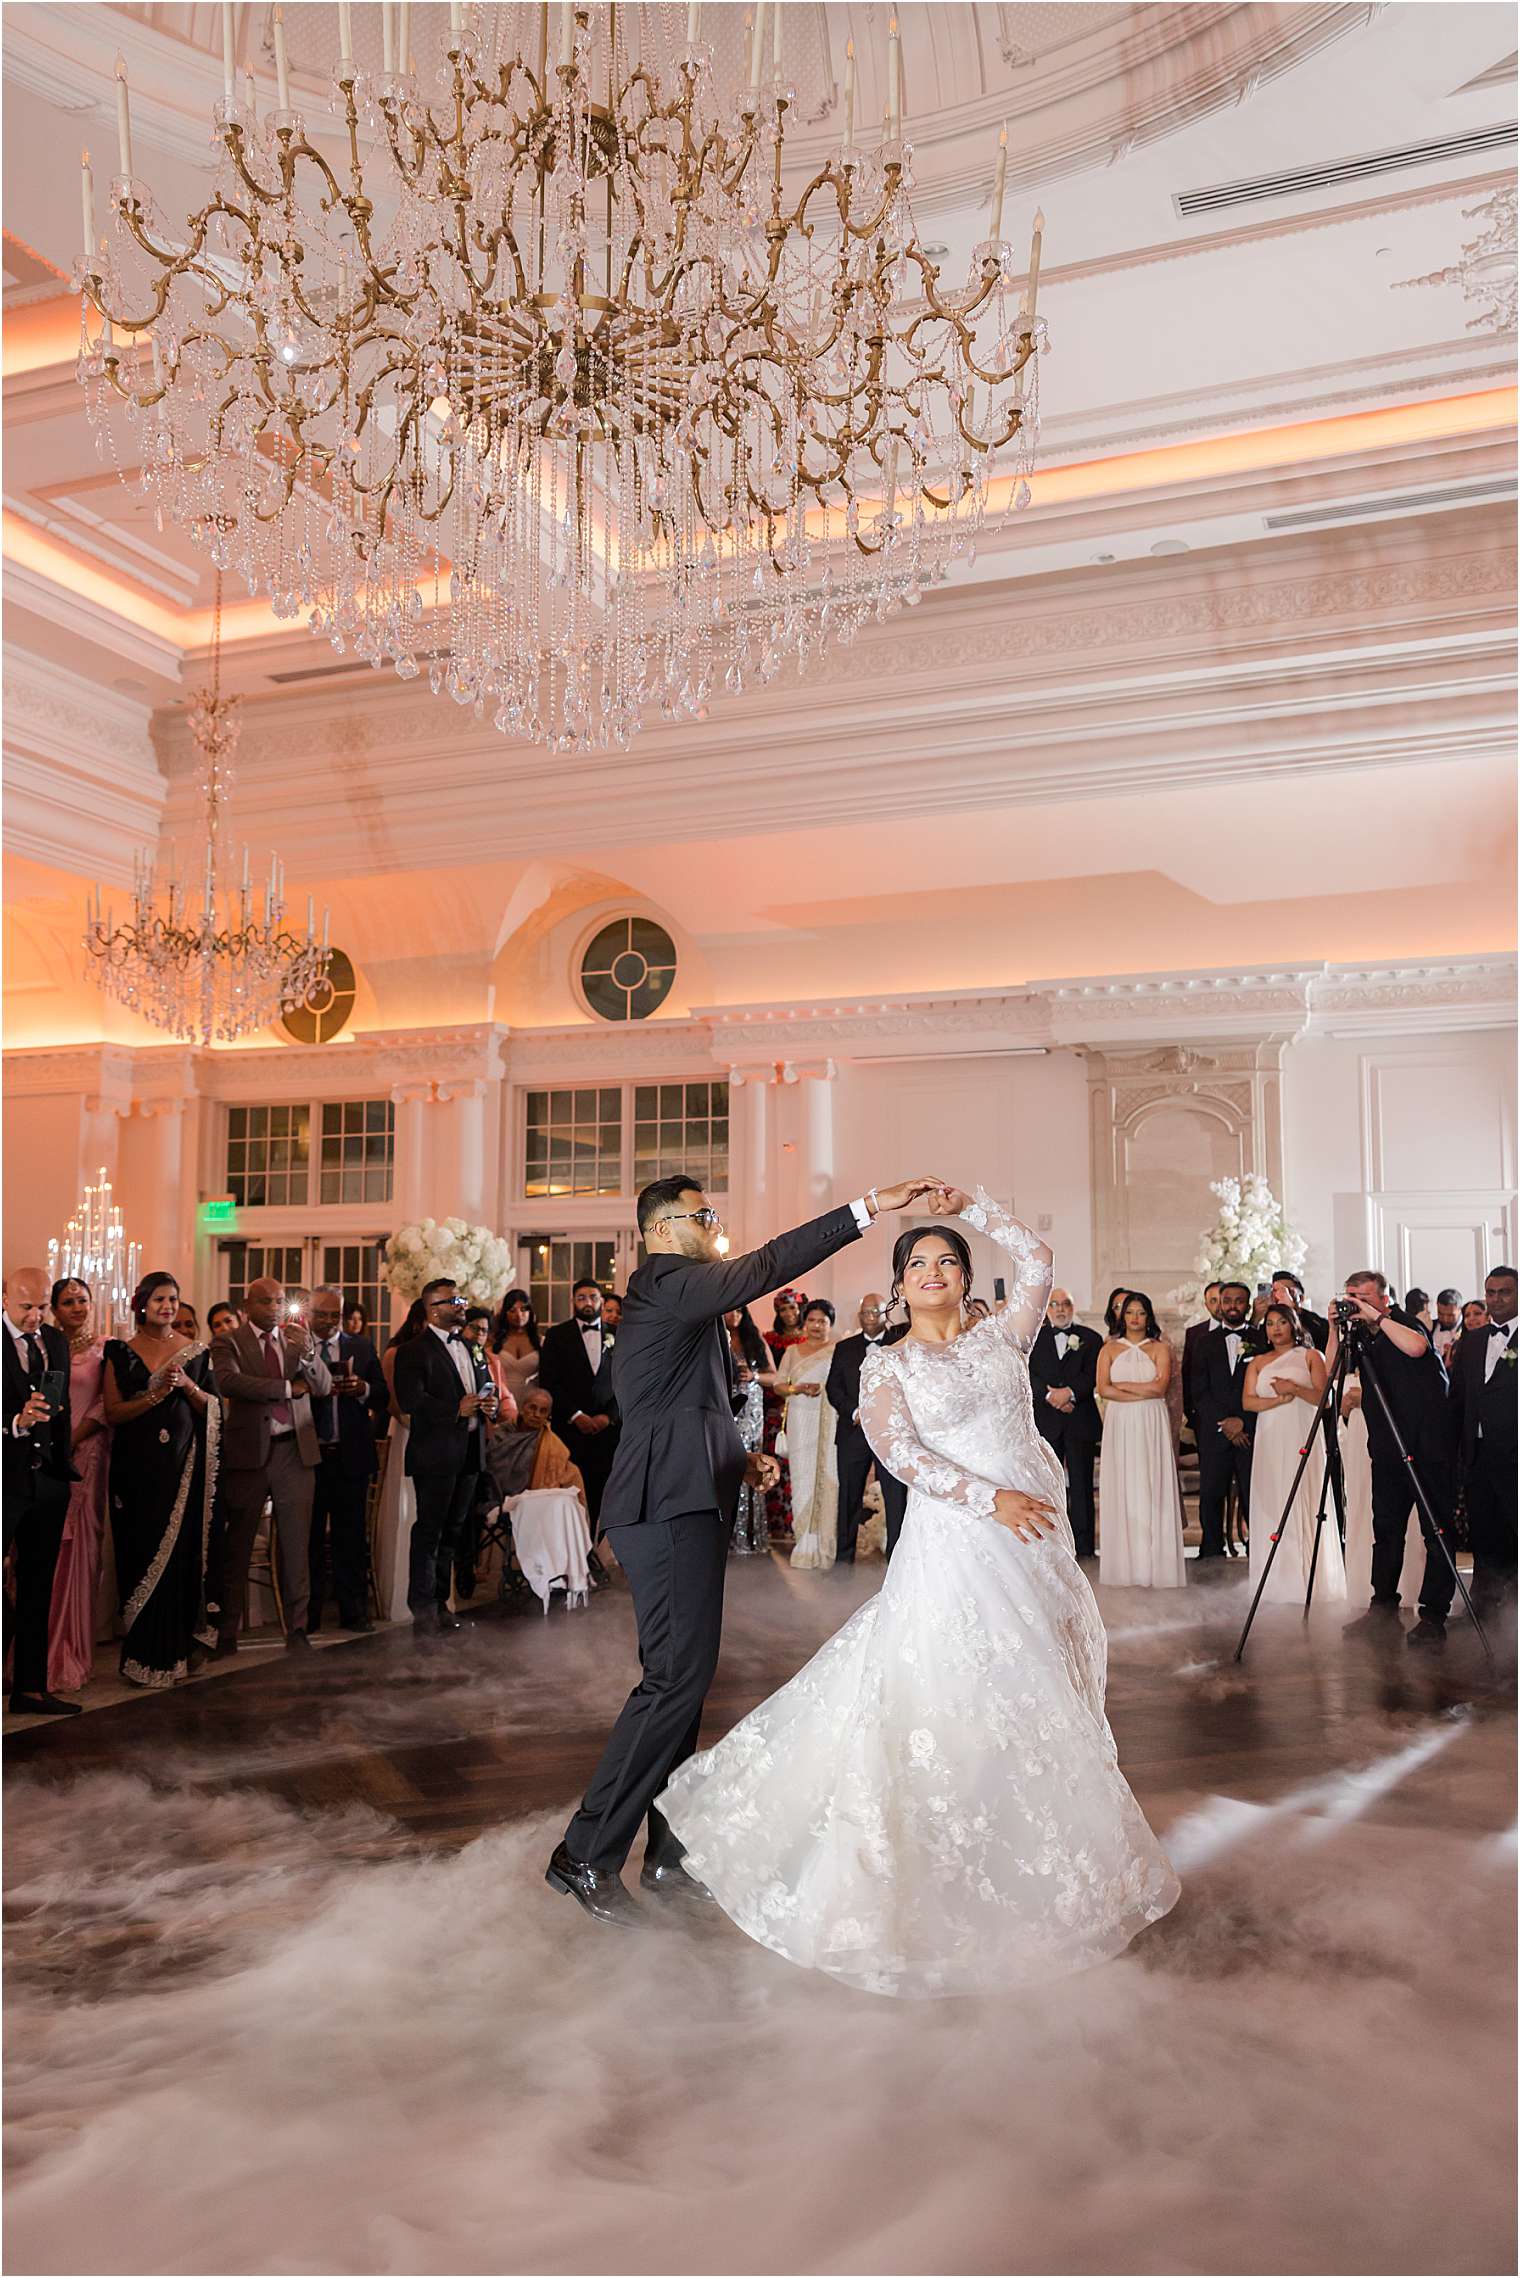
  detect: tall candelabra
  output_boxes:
[47,1167,143,1337]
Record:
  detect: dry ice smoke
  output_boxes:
[4,1576,1513,2277]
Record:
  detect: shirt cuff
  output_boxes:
[849,1196,873,1234]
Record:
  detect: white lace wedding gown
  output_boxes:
[657,1191,1181,2000]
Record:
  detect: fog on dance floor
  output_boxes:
[4,1577,1514,2278]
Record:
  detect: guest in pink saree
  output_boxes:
[46,1277,111,1695]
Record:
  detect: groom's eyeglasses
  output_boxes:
[663,1207,724,1230]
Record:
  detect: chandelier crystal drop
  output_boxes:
[83,577,332,1046]
[77,3,1049,751]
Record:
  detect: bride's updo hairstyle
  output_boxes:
[889,1224,973,1317]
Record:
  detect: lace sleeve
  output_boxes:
[859,1348,999,1521]
[961,1186,1053,1355]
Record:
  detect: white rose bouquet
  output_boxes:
[1170,1174,1308,1322]
[384,1218,513,1308]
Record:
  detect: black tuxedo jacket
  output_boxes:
[3,1319,75,1511]
[312,1332,388,1479]
[1192,1327,1254,1436]
[539,1320,621,1445]
[1452,1322,1517,1472]
[1181,1319,1214,1426]
[1028,1322,1103,1446]
[1297,1307,1330,1353]
[395,1330,484,1479]
[601,1204,863,1530]
[826,1325,909,1448]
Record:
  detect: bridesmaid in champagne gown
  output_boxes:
[1096,1294,1187,1588]
[1243,1306,1346,1605]
[45,1278,111,1694]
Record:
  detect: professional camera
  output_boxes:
[1329,1295,1362,1327]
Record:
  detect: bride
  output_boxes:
[657,1186,1180,1999]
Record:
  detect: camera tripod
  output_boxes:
[1233,1319,1492,1666]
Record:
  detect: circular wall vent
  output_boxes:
[279,946,357,1043]
[578,917,677,1023]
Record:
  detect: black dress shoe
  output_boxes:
[434,1612,465,1633]
[1407,1616,1448,1651]
[341,1615,375,1634]
[1344,1603,1403,1639]
[9,1692,83,1717]
[285,1629,312,1651]
[545,1842,643,1927]
[212,1635,239,1659]
[640,1857,718,1903]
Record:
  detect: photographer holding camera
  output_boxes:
[1329,1271,1457,1650]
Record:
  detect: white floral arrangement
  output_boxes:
[384,1218,513,1308]
[1170,1174,1308,1323]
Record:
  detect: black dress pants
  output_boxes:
[1370,1445,1457,1616]
[881,1472,909,1557]
[1041,1427,1096,1557]
[564,1509,730,1872]
[408,1468,476,1621]
[1197,1429,1252,1555]
[1464,1439,1517,1604]
[8,1473,69,1700]
[308,1452,372,1628]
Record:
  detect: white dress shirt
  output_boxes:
[431,1321,477,1396]
[5,1312,43,1436]
[1485,1322,1516,1385]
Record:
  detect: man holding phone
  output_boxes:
[3,1263,80,1714]
[306,1285,389,1633]
[210,1278,331,1653]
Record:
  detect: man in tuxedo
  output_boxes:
[1432,1288,1463,1365]
[549,1168,944,1925]
[1028,1288,1102,1559]
[1450,1265,1516,1619]
[825,1292,909,1563]
[1269,1270,1329,1352]
[394,1278,492,1641]
[1194,1280,1256,1560]
[538,1279,620,1530]
[305,1285,388,1634]
[1333,1271,1459,1649]
[211,1280,332,1653]
[1181,1282,1222,1438]
[4,1264,80,1715]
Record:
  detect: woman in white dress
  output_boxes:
[1242,1304,1346,1605]
[779,1299,839,1570]
[1096,1293,1187,1589]
[373,1301,424,1624]
[657,1188,1180,2000]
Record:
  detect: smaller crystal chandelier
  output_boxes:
[48,1166,142,1336]
[83,577,331,1046]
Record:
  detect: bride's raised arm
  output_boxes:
[941,1185,1054,1352]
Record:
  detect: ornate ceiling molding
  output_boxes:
[2,643,164,876]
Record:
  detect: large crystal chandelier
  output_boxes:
[83,577,331,1045]
[48,1167,142,1336]
[77,2,1047,751]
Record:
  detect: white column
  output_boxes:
[391,1085,431,1221]
[803,1063,836,1215]
[736,1069,770,1254]
[440,1081,488,1222]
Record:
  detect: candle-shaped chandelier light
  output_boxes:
[48,1168,143,1337]
[76,2,1049,753]
[83,576,331,1047]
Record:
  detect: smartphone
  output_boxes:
[993,1276,1007,1302]
[38,1368,66,1411]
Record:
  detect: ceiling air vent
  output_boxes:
[1176,122,1516,215]
[1263,478,1517,533]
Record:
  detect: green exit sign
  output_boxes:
[200,1196,238,1228]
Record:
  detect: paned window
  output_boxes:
[520,1236,618,1326]
[633,1080,728,1193]
[226,1105,310,1209]
[524,1087,623,1198]
[319,1098,395,1204]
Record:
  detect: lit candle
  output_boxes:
[990,121,1007,241]
[559,2,573,67]
[273,4,290,109]
[887,15,900,135]
[686,1,699,41]
[80,148,95,264]
[398,0,410,73]
[1026,208,1044,319]
[242,844,250,889]
[321,907,330,951]
[245,67,257,122]
[449,0,462,41]
[221,3,235,105]
[842,37,855,156]
[114,54,133,177]
[748,0,767,93]
[772,0,782,84]
[381,0,394,74]
[307,893,315,935]
[338,1,352,68]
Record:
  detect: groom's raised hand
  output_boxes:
[870,1176,950,1215]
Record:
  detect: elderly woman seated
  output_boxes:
[486,1385,587,1506]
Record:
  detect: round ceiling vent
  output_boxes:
[579,917,677,1023]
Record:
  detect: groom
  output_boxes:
[548,1169,944,1925]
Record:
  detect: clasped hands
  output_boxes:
[869,1177,971,1218]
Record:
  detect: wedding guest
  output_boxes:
[373,1298,425,1623]
[1102,1287,1132,1339]
[210,1278,331,1655]
[1404,1288,1433,1334]
[305,1285,388,1634]
[1097,1292,1186,1588]
[1432,1289,1463,1363]
[4,1263,79,1716]
[825,1293,908,1564]
[1182,1282,1222,1438]
[1243,1304,1344,1604]
[491,1288,542,1415]
[45,1278,111,1695]
[393,1278,486,1641]
[1193,1281,1256,1560]
[601,1293,623,1335]
[1462,1298,1491,1337]
[103,1272,218,1688]
[455,1305,511,1597]
[1269,1271,1328,1352]
[1451,1266,1517,1617]
[1333,1271,1458,1649]
[1028,1288,1102,1560]
[343,1301,369,1340]
[463,1305,517,1418]
[781,1298,839,1568]
[539,1280,620,1529]
[487,1383,587,1507]
[763,1289,806,1540]
[207,1301,239,1340]
[174,1299,199,1342]
[725,1307,775,1555]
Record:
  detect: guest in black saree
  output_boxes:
[102,1271,220,1689]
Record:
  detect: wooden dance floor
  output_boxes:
[5,1556,1515,2277]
